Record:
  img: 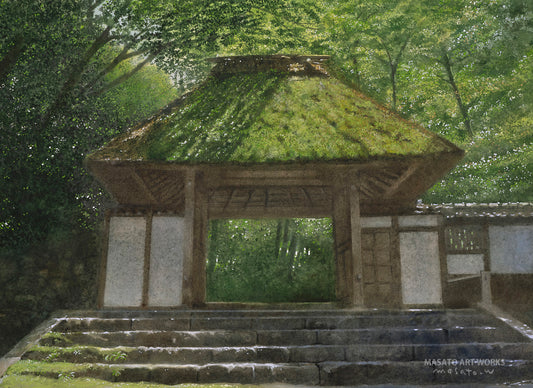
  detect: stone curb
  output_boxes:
[0,312,65,377]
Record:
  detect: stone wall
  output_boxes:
[0,229,99,357]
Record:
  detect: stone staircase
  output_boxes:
[7,308,533,385]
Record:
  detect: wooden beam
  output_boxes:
[383,161,421,197]
[223,188,236,211]
[130,168,158,204]
[208,206,332,219]
[358,183,375,200]
[301,187,313,207]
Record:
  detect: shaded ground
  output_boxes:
[1,375,533,387]
[0,311,46,358]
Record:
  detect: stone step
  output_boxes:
[13,359,533,385]
[10,308,533,386]
[53,312,503,332]
[59,308,481,319]
[14,360,320,385]
[23,342,533,365]
[319,360,533,386]
[40,326,524,349]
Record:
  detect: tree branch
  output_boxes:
[91,52,156,97]
[89,0,106,15]
[441,51,473,137]
[394,35,411,65]
[41,25,115,126]
[81,42,148,95]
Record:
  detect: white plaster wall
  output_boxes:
[399,215,440,228]
[104,216,146,307]
[361,217,392,229]
[148,216,185,306]
[447,254,485,275]
[400,231,442,305]
[490,225,533,273]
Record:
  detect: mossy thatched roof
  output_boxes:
[89,55,460,165]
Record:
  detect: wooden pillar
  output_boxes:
[391,216,403,306]
[141,211,153,307]
[349,182,364,307]
[481,271,492,305]
[332,177,363,307]
[182,169,208,307]
[333,185,352,305]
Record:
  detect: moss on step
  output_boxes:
[6,360,97,377]
[5,359,132,382]
[39,332,72,347]
[24,345,132,363]
[0,375,247,387]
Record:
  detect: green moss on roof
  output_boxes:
[90,68,458,164]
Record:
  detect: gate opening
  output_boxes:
[206,218,335,303]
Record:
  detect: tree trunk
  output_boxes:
[206,219,220,276]
[286,233,300,282]
[278,219,290,262]
[42,26,114,126]
[92,53,155,97]
[390,62,398,111]
[441,52,473,137]
[81,36,146,95]
[274,220,283,259]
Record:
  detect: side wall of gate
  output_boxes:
[438,204,533,308]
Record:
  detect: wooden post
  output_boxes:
[97,212,111,309]
[481,271,492,305]
[332,176,363,307]
[349,182,364,307]
[142,211,153,307]
[182,169,208,307]
[391,216,403,307]
[181,170,195,306]
[192,171,208,306]
[332,185,352,305]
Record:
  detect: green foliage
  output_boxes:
[324,0,533,203]
[104,351,127,363]
[207,218,335,303]
[40,333,72,347]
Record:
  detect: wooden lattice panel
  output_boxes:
[445,225,485,253]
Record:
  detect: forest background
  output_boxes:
[1,0,532,356]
